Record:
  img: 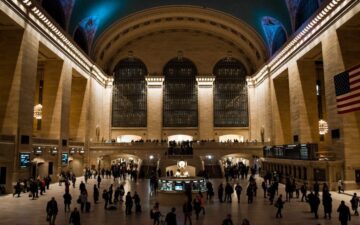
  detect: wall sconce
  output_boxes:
[70,148,76,155]
[34,146,43,155]
[50,147,58,155]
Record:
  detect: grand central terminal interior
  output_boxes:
[0,0,359,224]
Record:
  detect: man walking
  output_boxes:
[337,201,351,225]
[350,193,359,216]
[69,207,81,225]
[46,197,58,225]
[165,207,177,225]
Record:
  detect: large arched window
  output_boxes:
[163,57,198,127]
[213,57,248,127]
[112,58,147,127]
[42,0,66,30]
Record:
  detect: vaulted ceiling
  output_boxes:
[39,0,326,58]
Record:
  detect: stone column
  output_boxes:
[196,76,215,140]
[0,28,39,189]
[322,30,360,188]
[247,77,256,141]
[146,76,164,140]
[288,61,319,143]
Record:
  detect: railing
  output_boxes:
[69,141,85,147]
[0,135,15,143]
[32,138,59,145]
[90,141,268,148]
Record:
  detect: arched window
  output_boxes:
[74,27,89,53]
[163,57,198,127]
[42,0,66,30]
[295,0,320,30]
[112,58,147,127]
[213,57,248,127]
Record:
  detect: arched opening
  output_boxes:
[213,57,248,127]
[112,57,147,127]
[116,135,142,143]
[295,0,320,30]
[74,27,89,53]
[167,134,193,142]
[41,0,66,29]
[218,134,244,143]
[163,56,198,127]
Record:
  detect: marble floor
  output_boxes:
[0,176,359,225]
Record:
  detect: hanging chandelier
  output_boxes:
[319,119,328,135]
[33,104,43,120]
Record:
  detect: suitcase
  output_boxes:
[85,202,91,212]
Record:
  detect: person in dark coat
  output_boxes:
[183,200,193,225]
[133,191,141,213]
[261,181,267,198]
[108,184,114,204]
[218,183,224,203]
[102,190,109,209]
[125,192,133,215]
[246,185,253,204]
[165,207,177,225]
[275,194,285,218]
[337,201,351,225]
[222,214,233,225]
[93,185,99,204]
[46,197,58,225]
[97,175,101,188]
[13,181,21,197]
[69,207,81,225]
[323,192,332,219]
[235,183,242,203]
[224,183,233,203]
[312,193,320,219]
[350,193,359,216]
[63,191,72,212]
[193,195,201,220]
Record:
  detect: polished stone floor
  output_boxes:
[1,176,359,225]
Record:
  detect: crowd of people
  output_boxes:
[167,141,194,155]
[11,165,360,225]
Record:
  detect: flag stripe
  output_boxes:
[337,99,360,108]
[336,89,360,102]
[338,106,360,114]
[335,64,360,114]
[351,85,360,92]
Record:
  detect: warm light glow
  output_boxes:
[219,134,244,143]
[167,134,193,142]
[33,104,43,120]
[319,120,329,135]
[116,135,142,143]
[177,160,187,169]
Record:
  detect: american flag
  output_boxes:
[334,64,360,114]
